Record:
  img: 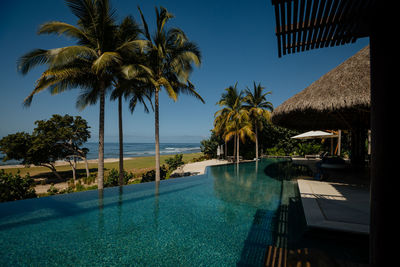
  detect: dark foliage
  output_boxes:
[0,170,36,202]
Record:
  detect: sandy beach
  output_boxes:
[0,157,134,169]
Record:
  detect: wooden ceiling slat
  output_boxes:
[315,0,334,48]
[272,0,374,57]
[305,0,319,51]
[287,0,292,54]
[274,1,283,58]
[292,0,298,53]
[302,0,313,51]
[310,0,327,50]
[297,0,305,52]
[280,1,287,55]
[321,0,340,47]
[332,0,356,46]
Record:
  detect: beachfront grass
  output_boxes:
[2,152,203,179]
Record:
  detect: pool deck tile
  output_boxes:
[298,179,370,234]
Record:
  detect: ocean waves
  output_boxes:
[0,143,201,166]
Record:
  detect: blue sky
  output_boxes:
[0,0,369,143]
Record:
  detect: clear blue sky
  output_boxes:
[0,0,369,143]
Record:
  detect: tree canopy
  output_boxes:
[0,114,90,179]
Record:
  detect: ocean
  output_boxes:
[0,142,201,166]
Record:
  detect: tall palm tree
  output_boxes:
[17,0,132,190]
[109,15,152,186]
[224,93,254,163]
[244,82,273,160]
[214,83,241,159]
[132,6,204,181]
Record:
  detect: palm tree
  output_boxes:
[244,82,273,160]
[215,83,254,162]
[17,0,129,190]
[225,118,255,163]
[109,15,151,186]
[214,83,241,159]
[132,6,204,181]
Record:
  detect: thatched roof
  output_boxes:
[272,45,370,130]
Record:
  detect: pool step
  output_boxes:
[237,209,278,266]
[264,245,369,267]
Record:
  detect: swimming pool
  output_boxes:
[0,159,300,266]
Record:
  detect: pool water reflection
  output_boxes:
[0,159,296,266]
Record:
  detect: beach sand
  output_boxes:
[0,157,133,169]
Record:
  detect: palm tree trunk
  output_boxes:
[233,134,237,159]
[225,140,227,159]
[98,84,105,190]
[255,126,259,160]
[84,157,90,178]
[236,131,240,163]
[155,88,160,182]
[118,95,124,186]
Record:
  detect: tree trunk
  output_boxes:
[233,134,237,159]
[154,88,160,182]
[225,140,227,159]
[255,126,259,160]
[42,163,63,180]
[98,84,105,190]
[118,95,124,186]
[72,157,77,182]
[236,131,240,163]
[84,157,90,178]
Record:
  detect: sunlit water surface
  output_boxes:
[0,159,300,266]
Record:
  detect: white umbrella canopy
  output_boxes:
[291,130,338,140]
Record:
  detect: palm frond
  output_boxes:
[92,51,121,74]
[137,6,152,41]
[48,46,97,68]
[17,49,50,75]
[38,21,89,42]
[158,77,177,101]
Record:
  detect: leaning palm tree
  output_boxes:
[244,82,273,160]
[132,6,204,181]
[17,0,127,190]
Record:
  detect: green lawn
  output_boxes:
[2,152,204,180]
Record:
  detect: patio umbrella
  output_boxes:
[291,130,338,140]
[292,130,340,155]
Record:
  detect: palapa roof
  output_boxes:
[272,45,370,130]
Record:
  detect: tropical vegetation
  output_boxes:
[0,170,36,202]
[213,82,273,161]
[131,6,204,182]
[16,0,203,190]
[0,114,90,181]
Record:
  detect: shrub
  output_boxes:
[0,170,36,202]
[165,154,184,171]
[104,168,133,187]
[296,143,322,156]
[265,147,286,156]
[47,184,59,195]
[141,165,168,183]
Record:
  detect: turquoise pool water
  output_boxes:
[0,159,298,266]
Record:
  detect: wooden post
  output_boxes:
[337,130,341,156]
[369,15,396,266]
